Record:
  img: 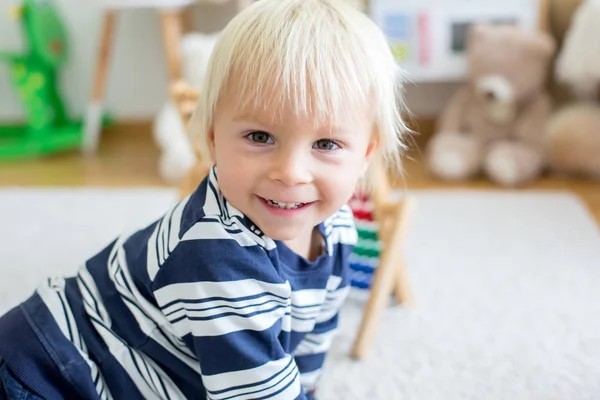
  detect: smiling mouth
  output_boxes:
[259,196,312,210]
[265,199,306,209]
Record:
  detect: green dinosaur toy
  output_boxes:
[0,0,82,159]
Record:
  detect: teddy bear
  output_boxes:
[426,23,556,186]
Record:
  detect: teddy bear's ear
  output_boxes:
[466,23,489,47]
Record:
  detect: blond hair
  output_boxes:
[190,0,409,181]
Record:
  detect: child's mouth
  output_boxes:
[258,196,312,212]
[265,199,305,209]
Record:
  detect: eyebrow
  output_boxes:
[233,113,271,126]
[233,113,351,136]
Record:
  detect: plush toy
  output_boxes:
[544,104,600,179]
[426,24,556,186]
[544,0,600,180]
[152,32,219,183]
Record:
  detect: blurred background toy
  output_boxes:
[544,0,600,180]
[348,193,383,290]
[426,23,556,187]
[0,0,83,160]
[152,32,218,183]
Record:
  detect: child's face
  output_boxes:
[208,96,377,242]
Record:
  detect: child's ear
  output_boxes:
[365,130,381,165]
[207,127,216,163]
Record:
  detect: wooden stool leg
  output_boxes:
[160,9,183,83]
[392,198,417,305]
[83,10,117,154]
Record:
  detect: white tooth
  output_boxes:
[267,199,303,209]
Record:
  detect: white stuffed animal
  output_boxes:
[153,32,220,183]
[543,0,600,180]
[554,0,600,101]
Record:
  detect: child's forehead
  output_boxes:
[220,85,374,130]
[233,102,371,131]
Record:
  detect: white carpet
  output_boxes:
[1,188,600,399]
[0,188,180,315]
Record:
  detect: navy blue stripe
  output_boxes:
[98,380,105,398]
[160,291,288,310]
[294,353,326,373]
[197,217,244,235]
[140,357,159,396]
[290,315,317,322]
[165,298,288,318]
[208,180,225,218]
[172,303,285,324]
[253,370,300,400]
[291,303,322,310]
[310,314,339,334]
[86,246,157,348]
[110,270,198,363]
[116,294,196,363]
[76,277,128,348]
[128,348,148,387]
[55,291,75,342]
[153,326,197,362]
[151,239,283,289]
[206,357,295,396]
[155,215,165,264]
[77,275,101,321]
[179,179,207,236]
[164,205,177,256]
[122,222,160,304]
[330,222,355,229]
[221,192,231,221]
[135,336,205,398]
[301,337,321,347]
[157,374,171,400]
[62,278,146,400]
[202,214,238,230]
[117,268,133,293]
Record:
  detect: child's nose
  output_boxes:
[268,150,312,186]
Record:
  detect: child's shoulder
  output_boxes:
[147,175,275,281]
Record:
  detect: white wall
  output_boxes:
[0,1,460,122]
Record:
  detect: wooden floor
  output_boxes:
[2,123,599,226]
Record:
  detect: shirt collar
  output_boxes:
[205,166,335,255]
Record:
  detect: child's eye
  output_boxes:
[313,139,340,151]
[247,131,273,144]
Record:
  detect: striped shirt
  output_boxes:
[0,167,357,399]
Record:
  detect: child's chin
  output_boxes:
[261,226,306,242]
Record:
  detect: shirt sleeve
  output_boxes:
[151,238,308,400]
[292,275,349,395]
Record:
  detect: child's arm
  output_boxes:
[293,277,349,397]
[152,241,310,400]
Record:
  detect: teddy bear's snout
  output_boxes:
[476,75,517,125]
[476,75,515,105]
[484,90,496,101]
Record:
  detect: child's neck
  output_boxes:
[283,226,324,262]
